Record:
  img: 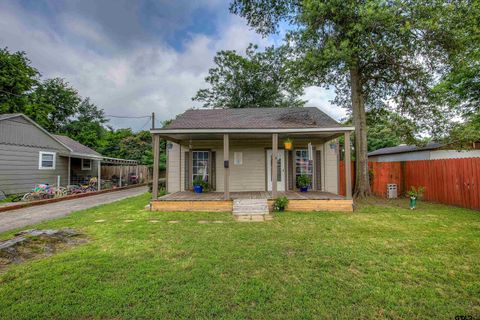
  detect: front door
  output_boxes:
[267,149,285,191]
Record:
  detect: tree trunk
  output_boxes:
[350,65,370,197]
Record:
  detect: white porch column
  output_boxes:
[67,156,71,186]
[272,133,278,199]
[152,134,160,200]
[97,159,101,191]
[223,134,230,200]
[344,131,352,199]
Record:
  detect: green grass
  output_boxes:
[0,194,479,319]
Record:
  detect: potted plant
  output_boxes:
[273,196,289,212]
[297,174,311,192]
[406,186,425,210]
[193,177,208,193]
[284,138,293,150]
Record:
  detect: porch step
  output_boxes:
[233,199,270,216]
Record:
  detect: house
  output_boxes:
[368,142,480,162]
[0,113,137,195]
[150,107,354,213]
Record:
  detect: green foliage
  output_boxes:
[230,0,478,196]
[444,111,480,149]
[406,186,425,199]
[296,174,311,188]
[192,176,209,190]
[193,44,305,108]
[0,47,39,114]
[273,196,289,212]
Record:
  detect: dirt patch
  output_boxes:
[0,229,86,268]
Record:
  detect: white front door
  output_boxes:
[267,149,285,191]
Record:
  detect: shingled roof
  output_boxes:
[165,107,342,129]
[368,142,443,157]
[53,134,101,157]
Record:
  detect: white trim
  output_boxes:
[151,127,355,134]
[81,158,92,170]
[38,151,56,170]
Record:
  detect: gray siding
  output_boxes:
[0,144,69,194]
[0,117,69,152]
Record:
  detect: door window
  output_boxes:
[295,149,313,188]
[192,151,209,182]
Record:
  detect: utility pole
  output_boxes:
[151,112,155,129]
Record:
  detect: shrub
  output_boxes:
[273,196,289,212]
[296,174,311,188]
[193,177,209,190]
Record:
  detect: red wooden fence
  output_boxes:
[339,158,480,210]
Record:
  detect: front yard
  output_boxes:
[0,194,479,319]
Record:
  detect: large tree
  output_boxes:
[230,0,475,197]
[0,48,39,113]
[193,44,305,108]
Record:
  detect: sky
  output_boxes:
[0,0,346,131]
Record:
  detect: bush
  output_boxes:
[193,177,209,191]
[273,196,289,212]
[296,174,311,188]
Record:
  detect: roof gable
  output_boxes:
[165,107,342,130]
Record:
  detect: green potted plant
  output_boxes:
[193,177,208,193]
[273,196,289,212]
[297,174,311,192]
[406,186,425,209]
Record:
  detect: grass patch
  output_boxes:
[0,194,479,319]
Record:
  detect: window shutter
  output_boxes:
[315,149,322,190]
[287,150,294,191]
[184,151,190,191]
[210,151,216,191]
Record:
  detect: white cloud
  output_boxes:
[0,1,343,130]
[302,86,348,121]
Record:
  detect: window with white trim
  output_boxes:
[81,159,92,170]
[39,151,56,170]
[192,151,209,183]
[295,149,313,188]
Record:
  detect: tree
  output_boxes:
[193,44,305,108]
[28,78,81,132]
[230,0,476,197]
[365,109,418,152]
[0,48,39,113]
[61,98,108,149]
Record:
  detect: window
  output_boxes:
[234,152,243,165]
[38,151,56,170]
[295,149,313,188]
[81,159,92,170]
[192,151,209,182]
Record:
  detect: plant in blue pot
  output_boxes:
[297,174,311,192]
[193,177,208,193]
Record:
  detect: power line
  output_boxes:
[105,114,151,119]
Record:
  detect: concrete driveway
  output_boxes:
[0,186,148,233]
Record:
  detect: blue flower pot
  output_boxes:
[300,186,308,192]
[193,185,203,193]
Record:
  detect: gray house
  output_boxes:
[368,142,480,162]
[0,114,102,194]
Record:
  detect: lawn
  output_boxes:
[0,194,479,319]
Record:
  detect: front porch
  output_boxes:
[151,191,353,212]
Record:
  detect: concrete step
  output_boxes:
[232,199,269,216]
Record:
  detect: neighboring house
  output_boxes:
[150,107,355,212]
[0,114,137,195]
[368,142,480,162]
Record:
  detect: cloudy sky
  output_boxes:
[0,0,345,130]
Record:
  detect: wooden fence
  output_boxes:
[101,165,151,183]
[339,158,480,210]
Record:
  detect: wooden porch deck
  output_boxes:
[151,191,353,212]
[158,191,345,201]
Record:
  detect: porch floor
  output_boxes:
[158,191,345,201]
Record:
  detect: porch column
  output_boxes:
[67,156,71,186]
[344,131,352,199]
[272,133,278,199]
[152,134,160,200]
[223,134,230,200]
[97,159,101,191]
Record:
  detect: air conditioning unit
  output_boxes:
[387,184,397,199]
